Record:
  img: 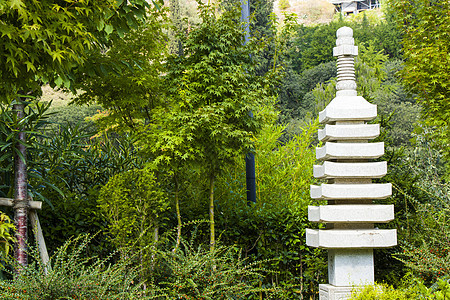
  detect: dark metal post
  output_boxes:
[245,152,256,204]
[241,0,250,44]
[241,0,256,204]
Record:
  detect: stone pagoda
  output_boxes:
[306,27,397,300]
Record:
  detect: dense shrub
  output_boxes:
[0,233,291,300]
[0,235,145,300]
[278,61,336,123]
[44,104,101,134]
[395,135,450,282]
[0,212,15,259]
[349,276,450,299]
[151,234,286,299]
[33,127,144,257]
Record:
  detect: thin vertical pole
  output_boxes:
[241,0,250,44]
[241,0,256,204]
[30,210,50,274]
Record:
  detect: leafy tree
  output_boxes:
[165,2,279,251]
[278,61,336,124]
[390,0,450,169]
[371,60,420,147]
[137,106,196,249]
[21,124,143,257]
[0,100,53,266]
[73,13,168,130]
[0,0,153,266]
[70,8,172,247]
[221,0,278,77]
[288,21,343,72]
[0,0,152,99]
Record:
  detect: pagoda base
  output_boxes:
[319,284,354,300]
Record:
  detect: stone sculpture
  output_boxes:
[306,26,397,300]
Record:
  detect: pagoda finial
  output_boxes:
[334,26,358,97]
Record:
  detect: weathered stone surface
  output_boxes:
[319,284,355,300]
[319,96,377,123]
[305,228,397,248]
[310,183,392,200]
[333,44,358,56]
[308,205,394,223]
[306,26,397,294]
[316,142,384,160]
[328,249,374,286]
[318,124,380,142]
[313,161,387,179]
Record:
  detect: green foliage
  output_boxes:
[151,237,285,299]
[98,168,169,250]
[278,61,336,124]
[0,102,114,256]
[165,2,279,175]
[0,212,15,259]
[0,100,58,200]
[43,104,101,134]
[289,22,343,72]
[251,122,319,209]
[32,127,144,256]
[214,121,327,298]
[0,232,290,299]
[250,0,275,40]
[349,275,450,299]
[73,10,168,130]
[395,136,450,282]
[355,43,389,100]
[371,60,420,147]
[279,0,290,10]
[0,0,151,100]
[390,0,450,171]
[287,13,402,74]
[350,283,426,299]
[161,1,280,250]
[0,235,145,300]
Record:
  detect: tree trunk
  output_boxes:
[175,177,182,250]
[150,226,159,271]
[209,173,215,252]
[13,102,28,268]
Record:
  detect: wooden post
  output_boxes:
[0,198,42,210]
[29,210,50,274]
[0,198,49,272]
